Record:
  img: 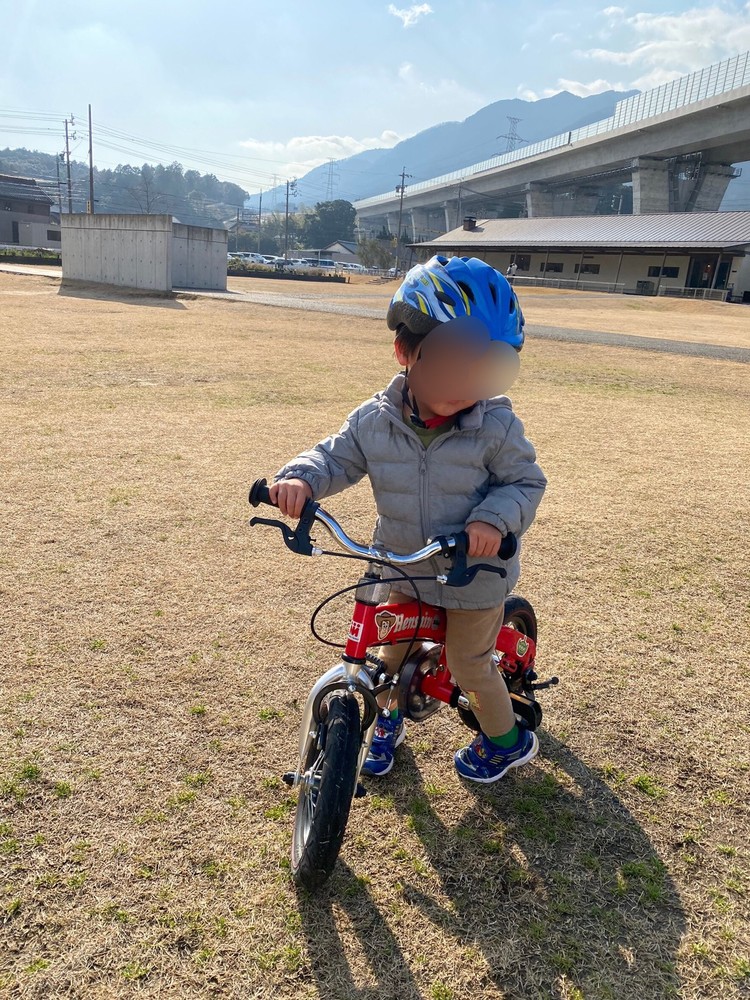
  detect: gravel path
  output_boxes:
[184,287,750,364]
[3,266,747,363]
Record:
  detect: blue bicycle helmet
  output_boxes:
[387,254,525,350]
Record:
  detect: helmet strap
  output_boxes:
[401,370,427,429]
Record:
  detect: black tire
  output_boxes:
[502,595,537,643]
[291,693,360,890]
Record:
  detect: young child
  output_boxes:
[270,255,547,784]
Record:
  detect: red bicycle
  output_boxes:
[249,478,558,890]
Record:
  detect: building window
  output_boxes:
[47,230,61,242]
[3,201,11,211]
[540,261,564,273]
[575,263,601,275]
[648,265,680,278]
[514,253,530,271]
[27,204,36,214]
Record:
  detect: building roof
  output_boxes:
[0,173,54,206]
[415,211,750,254]
[325,240,357,253]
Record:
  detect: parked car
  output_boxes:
[239,252,268,265]
[337,261,366,272]
[315,259,337,269]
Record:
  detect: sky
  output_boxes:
[2,0,750,197]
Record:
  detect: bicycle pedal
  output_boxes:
[354,782,368,798]
[281,771,296,787]
[528,676,559,691]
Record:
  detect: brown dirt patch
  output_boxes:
[1,271,748,1000]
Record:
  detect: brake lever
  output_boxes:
[248,497,320,556]
[445,562,507,587]
[443,530,511,587]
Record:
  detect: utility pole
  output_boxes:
[64,115,75,213]
[87,105,95,213]
[257,189,263,253]
[56,153,64,215]
[394,167,412,277]
[235,207,240,251]
[284,178,297,260]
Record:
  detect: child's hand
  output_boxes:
[465,521,503,558]
[269,478,313,519]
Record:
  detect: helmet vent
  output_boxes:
[456,280,475,302]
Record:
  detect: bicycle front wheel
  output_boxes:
[291,693,360,890]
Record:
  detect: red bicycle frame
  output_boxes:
[344,594,536,705]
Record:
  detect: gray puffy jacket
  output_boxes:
[274,373,546,609]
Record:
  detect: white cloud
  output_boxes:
[238,131,403,178]
[517,77,624,101]
[602,5,626,18]
[388,3,433,28]
[586,5,750,90]
[397,61,485,109]
[556,76,624,96]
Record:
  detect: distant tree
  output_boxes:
[126,165,165,213]
[303,199,356,247]
[357,237,394,270]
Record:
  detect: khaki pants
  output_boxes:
[377,598,515,738]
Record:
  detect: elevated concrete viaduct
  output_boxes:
[355,54,750,239]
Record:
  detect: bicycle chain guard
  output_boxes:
[397,643,444,722]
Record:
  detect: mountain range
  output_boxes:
[253,89,750,216]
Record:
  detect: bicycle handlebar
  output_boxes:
[248,477,517,586]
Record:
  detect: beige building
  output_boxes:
[412,211,750,302]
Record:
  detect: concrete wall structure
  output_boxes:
[61,214,227,292]
[172,223,227,289]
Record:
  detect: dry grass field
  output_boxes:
[1,270,749,1000]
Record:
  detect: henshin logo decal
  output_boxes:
[374,610,439,641]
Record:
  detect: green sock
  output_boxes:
[487,725,519,749]
[382,708,399,721]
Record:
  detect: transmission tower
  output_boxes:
[497,116,525,153]
[325,158,338,200]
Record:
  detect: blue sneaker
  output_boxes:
[361,712,406,777]
[454,728,538,784]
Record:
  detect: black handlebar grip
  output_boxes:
[499,532,517,561]
[249,477,276,507]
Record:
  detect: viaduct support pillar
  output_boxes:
[525,183,555,218]
[410,207,431,241]
[386,212,400,236]
[571,188,601,215]
[689,163,739,212]
[632,158,670,214]
[442,200,460,231]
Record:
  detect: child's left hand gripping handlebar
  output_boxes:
[248,477,318,556]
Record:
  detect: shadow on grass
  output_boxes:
[295,860,421,1000]
[296,732,686,1000]
[58,281,188,308]
[394,734,685,999]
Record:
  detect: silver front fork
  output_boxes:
[294,660,378,785]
